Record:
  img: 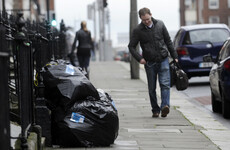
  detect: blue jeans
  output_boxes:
[144,58,170,113]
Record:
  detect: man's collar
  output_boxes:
[140,17,157,30]
[148,23,153,28]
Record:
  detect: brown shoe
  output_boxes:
[152,112,159,118]
[161,106,170,117]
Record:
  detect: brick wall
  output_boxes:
[180,0,230,26]
[202,0,230,24]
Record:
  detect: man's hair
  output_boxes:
[138,7,152,18]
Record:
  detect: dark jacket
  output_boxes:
[72,29,92,56]
[128,17,178,62]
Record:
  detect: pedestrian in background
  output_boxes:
[128,7,178,118]
[66,26,75,54]
[71,21,93,78]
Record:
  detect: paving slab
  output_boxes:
[46,61,222,150]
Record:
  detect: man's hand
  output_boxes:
[140,58,146,64]
[174,59,178,63]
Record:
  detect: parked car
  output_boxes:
[114,49,130,62]
[173,24,230,79]
[204,38,230,119]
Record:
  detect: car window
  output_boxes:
[186,28,230,44]
[173,29,183,47]
[182,32,191,45]
[218,41,230,61]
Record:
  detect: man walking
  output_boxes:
[128,7,178,118]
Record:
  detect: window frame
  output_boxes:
[209,0,219,9]
[209,16,220,23]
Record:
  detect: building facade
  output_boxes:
[1,0,55,22]
[180,0,230,27]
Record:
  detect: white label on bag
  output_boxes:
[70,112,85,123]
[65,65,75,75]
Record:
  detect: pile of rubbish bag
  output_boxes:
[41,60,119,147]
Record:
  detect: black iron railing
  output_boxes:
[0,11,68,150]
[0,11,11,150]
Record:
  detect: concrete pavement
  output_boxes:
[120,61,230,150]
[47,61,230,150]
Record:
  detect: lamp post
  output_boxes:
[46,0,50,22]
[2,0,5,12]
[98,0,105,61]
[129,0,139,79]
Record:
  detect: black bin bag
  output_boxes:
[41,59,99,109]
[52,89,119,147]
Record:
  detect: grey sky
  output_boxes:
[55,0,180,45]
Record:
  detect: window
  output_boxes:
[173,30,184,47]
[185,0,196,9]
[185,21,197,25]
[209,0,219,9]
[188,28,230,44]
[182,32,192,45]
[219,42,230,61]
[209,16,220,23]
[228,0,230,8]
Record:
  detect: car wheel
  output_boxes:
[222,91,230,119]
[211,92,221,113]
